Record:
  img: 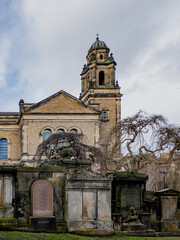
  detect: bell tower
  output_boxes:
[81,35,117,95]
[80,36,122,155]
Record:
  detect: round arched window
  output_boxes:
[99,71,105,85]
[69,129,78,134]
[56,129,65,133]
[0,138,8,160]
[43,129,52,141]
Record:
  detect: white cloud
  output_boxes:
[0,0,179,125]
[0,36,11,87]
[119,1,180,124]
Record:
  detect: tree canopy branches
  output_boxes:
[34,132,106,174]
[108,110,180,172]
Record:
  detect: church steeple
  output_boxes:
[80,37,122,157]
[81,37,117,96]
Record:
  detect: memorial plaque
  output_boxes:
[98,190,111,219]
[121,187,140,210]
[83,190,96,219]
[161,196,177,220]
[68,190,82,220]
[32,180,54,217]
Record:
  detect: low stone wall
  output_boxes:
[0,161,113,233]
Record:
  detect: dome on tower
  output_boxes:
[88,37,109,55]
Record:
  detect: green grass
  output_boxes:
[0,232,179,240]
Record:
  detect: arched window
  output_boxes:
[102,108,109,121]
[100,54,103,60]
[69,129,78,134]
[43,129,52,141]
[99,71,105,85]
[0,138,8,160]
[56,129,65,133]
[102,111,108,121]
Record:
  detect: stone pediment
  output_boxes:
[23,90,99,114]
[156,188,180,196]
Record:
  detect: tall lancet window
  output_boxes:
[99,71,105,85]
[43,129,52,141]
[0,138,8,160]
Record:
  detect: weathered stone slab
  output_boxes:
[121,186,140,210]
[83,190,96,219]
[30,217,56,230]
[161,196,177,220]
[68,190,82,220]
[4,177,13,205]
[32,180,53,217]
[98,190,111,219]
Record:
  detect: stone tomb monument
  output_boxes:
[30,179,56,230]
[156,189,180,232]
[66,172,113,231]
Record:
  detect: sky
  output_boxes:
[0,0,179,124]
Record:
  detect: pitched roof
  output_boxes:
[23,90,100,114]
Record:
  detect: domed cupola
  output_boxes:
[88,36,109,55]
[86,36,113,65]
[81,36,118,96]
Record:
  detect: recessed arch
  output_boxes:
[56,127,67,133]
[99,71,105,85]
[68,127,81,134]
[0,138,8,160]
[43,128,53,141]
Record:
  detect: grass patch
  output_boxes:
[0,232,179,240]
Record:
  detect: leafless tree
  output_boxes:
[107,110,180,172]
[34,132,106,174]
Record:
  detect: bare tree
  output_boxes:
[107,110,180,172]
[34,132,106,174]
[154,124,180,160]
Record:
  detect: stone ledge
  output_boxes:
[114,229,155,237]
[0,218,18,230]
[70,229,114,236]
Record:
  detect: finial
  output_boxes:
[96,33,99,41]
[19,99,24,104]
[116,80,119,87]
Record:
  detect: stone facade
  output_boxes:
[0,38,122,165]
[0,38,120,233]
[0,38,180,235]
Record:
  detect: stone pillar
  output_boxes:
[21,121,28,160]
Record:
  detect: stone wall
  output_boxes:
[20,117,100,161]
[0,127,21,163]
[0,161,113,232]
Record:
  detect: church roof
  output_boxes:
[88,37,109,55]
[22,90,100,114]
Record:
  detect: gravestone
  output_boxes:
[31,180,56,230]
[112,172,148,220]
[156,189,180,232]
[32,179,53,216]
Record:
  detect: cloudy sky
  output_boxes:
[0,0,180,124]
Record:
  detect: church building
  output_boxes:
[0,37,122,166]
[0,38,122,232]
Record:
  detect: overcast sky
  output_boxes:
[0,0,179,124]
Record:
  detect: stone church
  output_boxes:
[0,38,179,235]
[0,37,122,232]
[0,36,121,166]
